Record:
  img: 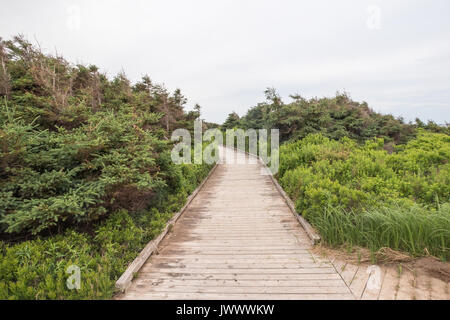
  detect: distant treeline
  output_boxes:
[223,88,449,261]
[222,87,448,145]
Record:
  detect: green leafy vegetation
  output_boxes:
[1,31,449,300]
[225,88,448,144]
[278,131,449,260]
[0,36,213,299]
[229,88,449,261]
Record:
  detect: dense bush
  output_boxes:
[0,102,169,235]
[0,161,211,299]
[224,88,448,144]
[0,35,214,299]
[225,88,449,260]
[278,131,450,259]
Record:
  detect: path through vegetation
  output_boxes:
[119,148,353,299]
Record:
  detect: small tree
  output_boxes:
[222,112,240,129]
[264,87,283,109]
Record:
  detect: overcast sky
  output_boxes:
[1,0,449,124]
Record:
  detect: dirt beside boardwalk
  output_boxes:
[312,245,449,282]
[410,257,450,283]
[312,245,449,300]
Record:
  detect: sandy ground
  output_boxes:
[312,245,449,300]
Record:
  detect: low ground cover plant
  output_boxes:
[278,132,450,260]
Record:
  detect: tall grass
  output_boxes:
[278,132,450,261]
[309,204,450,261]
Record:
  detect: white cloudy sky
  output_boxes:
[1,0,450,124]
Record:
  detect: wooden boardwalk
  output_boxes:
[119,148,354,300]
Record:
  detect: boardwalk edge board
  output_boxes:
[268,174,321,245]
[229,147,321,245]
[115,161,220,293]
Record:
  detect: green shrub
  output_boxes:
[0,160,213,299]
[0,35,216,299]
[278,131,450,260]
[231,90,426,144]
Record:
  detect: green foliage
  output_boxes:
[313,205,450,260]
[0,35,215,299]
[278,131,450,259]
[221,112,241,130]
[0,158,213,300]
[233,88,449,144]
[0,201,197,299]
[0,36,215,236]
[1,101,168,235]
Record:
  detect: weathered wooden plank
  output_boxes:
[133,285,351,294]
[143,263,333,271]
[349,265,371,299]
[139,267,337,274]
[182,232,304,237]
[132,272,343,281]
[171,241,306,246]
[115,161,219,292]
[413,272,431,300]
[334,261,359,289]
[396,269,416,300]
[169,235,302,240]
[170,245,313,249]
[362,267,385,300]
[148,256,320,263]
[118,147,351,299]
[121,292,355,300]
[378,267,400,300]
[159,249,313,255]
[133,279,348,288]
